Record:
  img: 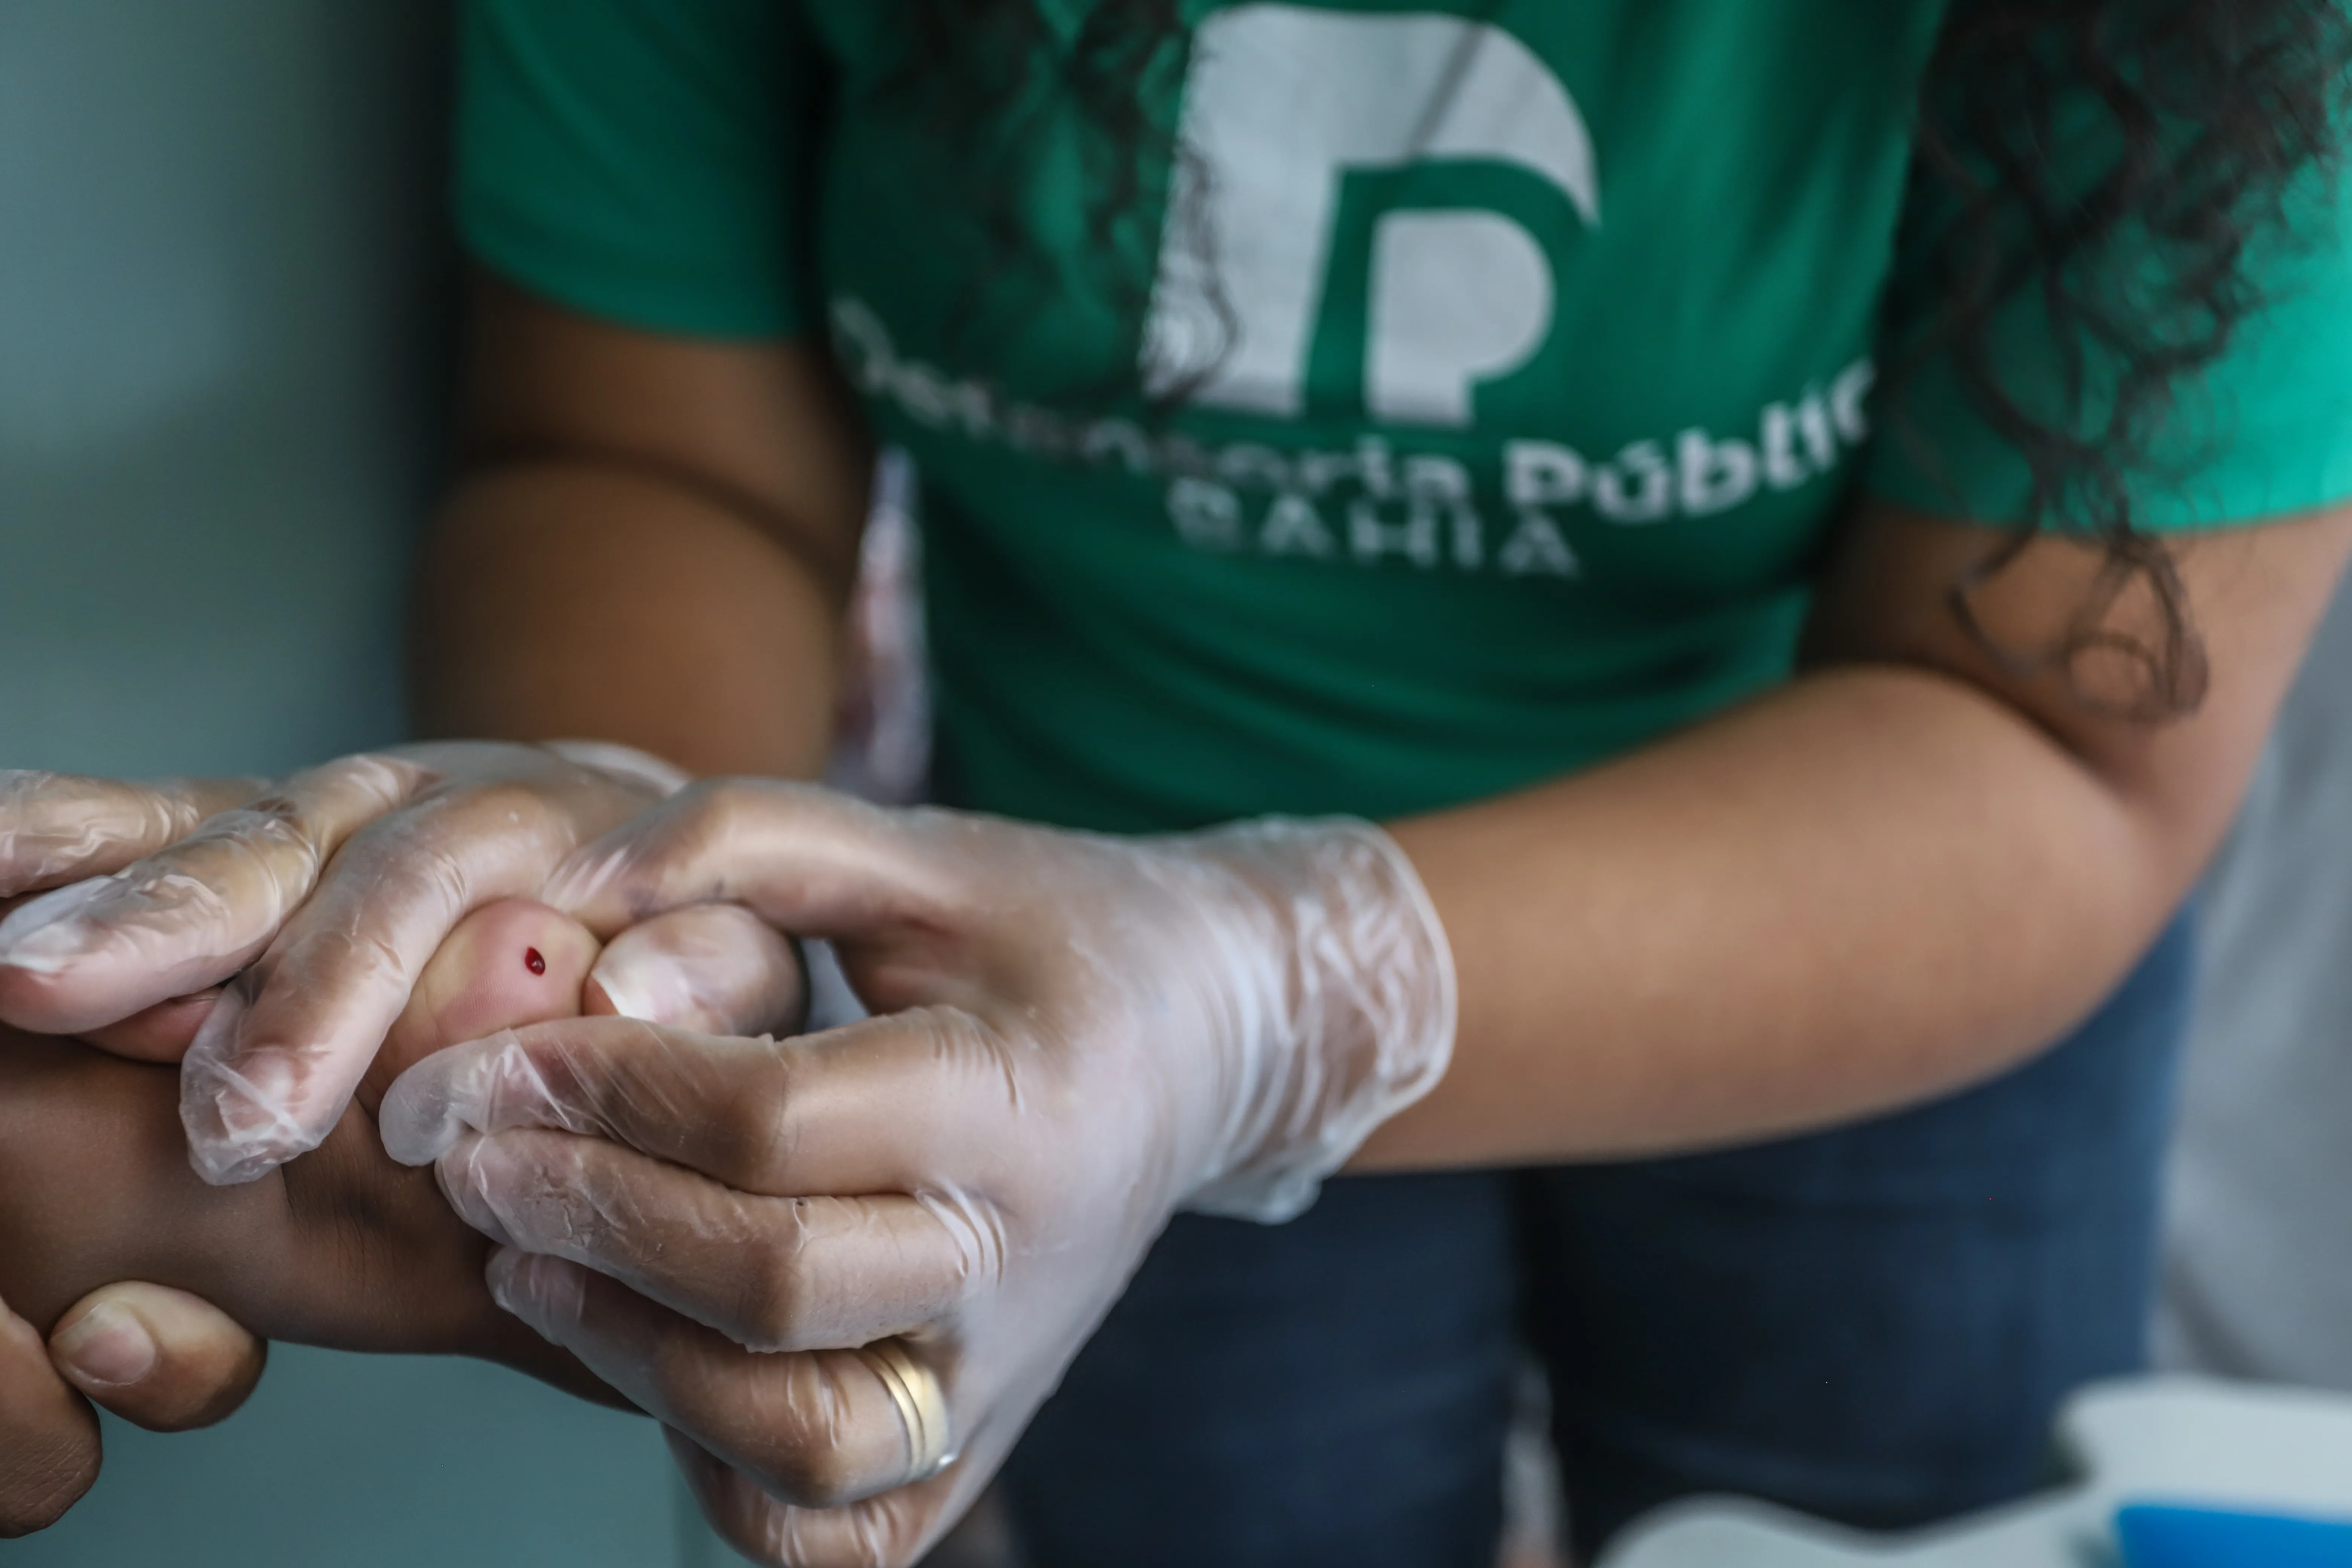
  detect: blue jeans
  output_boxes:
[998,914,2194,1566]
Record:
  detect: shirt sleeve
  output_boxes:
[1865,106,2352,532]
[456,0,822,340]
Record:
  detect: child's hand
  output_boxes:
[0,897,801,1378]
[72,899,804,1112]
[0,893,800,1538]
[370,897,806,1104]
[63,898,596,1065]
[361,898,608,1111]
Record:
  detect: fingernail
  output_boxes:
[438,1137,521,1247]
[181,1019,325,1186]
[378,1031,518,1166]
[55,1302,159,1388]
[0,875,115,972]
[586,947,694,1025]
[230,1052,300,1113]
[487,1249,585,1337]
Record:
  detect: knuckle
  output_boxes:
[730,1355,897,1511]
[707,1050,800,1188]
[199,799,326,884]
[775,1491,933,1568]
[737,1206,818,1350]
[688,778,768,852]
[323,750,436,802]
[762,1442,870,1512]
[452,776,566,836]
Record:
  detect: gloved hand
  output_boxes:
[379,780,1455,1567]
[0,742,698,1184]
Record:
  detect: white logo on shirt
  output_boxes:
[835,295,1875,584]
[833,6,1878,581]
[1143,4,1599,428]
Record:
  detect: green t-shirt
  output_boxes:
[456,0,2352,832]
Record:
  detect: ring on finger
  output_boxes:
[861,1339,954,1482]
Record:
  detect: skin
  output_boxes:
[417,277,873,779]
[419,277,2352,1170]
[388,278,2352,1565]
[3,272,2326,1562]
[1370,504,2352,1163]
[0,900,633,1534]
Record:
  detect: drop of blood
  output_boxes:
[524,947,547,977]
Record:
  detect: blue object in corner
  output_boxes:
[2118,1504,2352,1568]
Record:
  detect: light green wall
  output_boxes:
[0,3,720,1562]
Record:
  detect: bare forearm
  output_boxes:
[1361,499,2352,1170]
[1370,667,2203,1168]
[411,461,848,780]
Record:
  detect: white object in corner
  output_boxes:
[1600,1376,2352,1568]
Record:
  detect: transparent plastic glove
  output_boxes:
[0,742,690,1185]
[0,773,265,909]
[379,781,1454,1567]
[0,896,802,1444]
[362,897,808,1110]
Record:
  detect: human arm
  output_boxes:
[413,274,871,779]
[1365,496,2352,1164]
[375,495,2349,1566]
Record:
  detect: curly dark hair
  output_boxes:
[887,0,2352,717]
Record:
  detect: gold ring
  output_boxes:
[864,1340,954,1481]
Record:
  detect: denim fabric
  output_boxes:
[998,913,2194,1568]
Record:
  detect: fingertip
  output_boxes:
[0,879,122,1034]
[485,1247,588,1341]
[76,990,222,1063]
[432,1134,524,1249]
[51,1285,265,1433]
[379,1027,537,1167]
[379,900,599,1093]
[483,1243,526,1302]
[179,1026,328,1188]
[49,1303,156,1388]
[0,876,112,970]
[589,906,807,1036]
[377,1047,475,1167]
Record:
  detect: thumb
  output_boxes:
[585,904,808,1038]
[49,1283,266,1434]
[0,1294,97,1537]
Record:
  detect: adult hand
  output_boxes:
[0,742,694,1185]
[1,1284,263,1538]
[380,781,1455,1566]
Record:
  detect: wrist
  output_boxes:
[1168,817,1456,1223]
